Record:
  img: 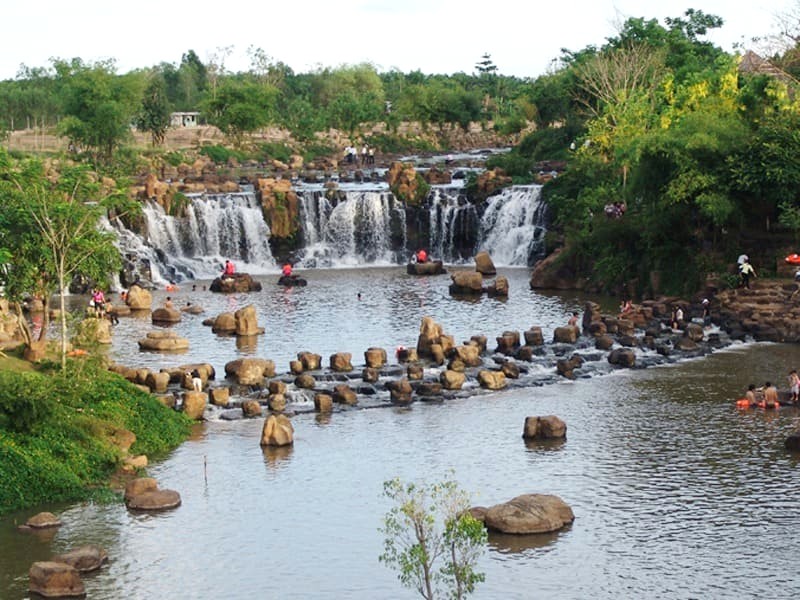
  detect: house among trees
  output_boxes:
[738,50,799,86]
[170,112,200,128]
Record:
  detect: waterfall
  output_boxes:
[294,189,407,268]
[477,185,547,266]
[108,191,275,283]
[427,187,479,263]
[105,182,547,281]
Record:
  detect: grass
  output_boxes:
[0,358,191,515]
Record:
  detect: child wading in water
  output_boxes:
[789,370,800,404]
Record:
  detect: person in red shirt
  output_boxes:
[415,249,428,263]
[282,263,293,277]
[223,260,235,276]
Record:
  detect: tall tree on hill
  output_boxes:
[136,72,171,146]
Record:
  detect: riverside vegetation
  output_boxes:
[0,354,190,514]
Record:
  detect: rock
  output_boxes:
[529,247,585,290]
[608,348,636,368]
[495,331,520,355]
[441,369,466,390]
[295,373,316,389]
[454,344,483,367]
[332,384,357,405]
[556,354,584,379]
[449,271,484,295]
[362,367,380,383]
[235,304,263,336]
[524,327,544,346]
[122,455,148,471]
[267,394,286,412]
[469,334,488,352]
[211,312,236,334]
[124,477,158,502]
[364,347,387,368]
[595,335,614,350]
[553,326,579,344]
[684,322,705,342]
[151,307,181,324]
[145,371,170,393]
[138,331,189,352]
[126,284,152,310]
[74,317,112,345]
[522,416,567,439]
[180,303,204,315]
[182,391,207,419]
[23,512,61,529]
[481,494,575,534]
[314,393,333,412]
[501,361,521,379]
[474,251,497,276]
[209,387,230,407]
[388,378,414,404]
[407,364,424,380]
[29,561,85,598]
[260,414,294,446]
[407,260,447,275]
[225,358,276,385]
[209,273,263,293]
[676,337,698,351]
[289,360,304,374]
[298,352,322,371]
[242,399,263,417]
[51,545,108,573]
[330,352,353,372]
[126,489,182,511]
[268,380,287,395]
[478,370,507,390]
[487,275,509,297]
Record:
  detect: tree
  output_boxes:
[136,73,171,146]
[202,77,278,146]
[56,59,141,163]
[379,476,487,600]
[0,149,131,369]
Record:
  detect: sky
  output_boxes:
[2,0,796,80]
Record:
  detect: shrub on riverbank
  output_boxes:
[0,360,191,515]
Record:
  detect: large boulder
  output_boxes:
[449,271,484,295]
[74,317,112,345]
[495,331,520,355]
[364,347,387,369]
[522,416,567,440]
[51,545,108,573]
[298,351,322,371]
[486,275,509,297]
[182,391,207,420]
[225,358,276,385]
[22,512,62,530]
[416,317,454,358]
[209,273,263,293]
[524,327,544,346]
[407,260,446,275]
[553,326,579,344]
[144,371,170,393]
[478,370,507,390]
[329,352,353,372]
[138,331,189,352]
[124,477,181,511]
[260,414,294,446]
[387,378,413,404]
[314,393,333,412]
[125,284,152,310]
[474,251,497,276]
[481,494,575,534]
[332,384,358,405]
[152,307,181,324]
[453,344,483,367]
[211,312,236,334]
[235,304,263,336]
[29,561,85,598]
[608,348,636,368]
[441,370,466,390]
[242,399,263,418]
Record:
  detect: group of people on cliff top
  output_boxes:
[343,144,375,166]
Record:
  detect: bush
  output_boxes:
[0,363,190,514]
[258,142,293,164]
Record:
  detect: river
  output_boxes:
[2,268,800,599]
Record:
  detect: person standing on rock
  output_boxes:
[789,370,799,404]
[568,312,579,327]
[739,258,756,289]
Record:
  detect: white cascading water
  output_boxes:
[108,191,275,282]
[295,189,407,268]
[476,185,547,266]
[107,183,547,278]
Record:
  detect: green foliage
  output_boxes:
[136,72,172,146]
[258,142,292,164]
[369,133,437,154]
[199,144,243,164]
[0,364,190,514]
[380,475,487,600]
[203,77,278,145]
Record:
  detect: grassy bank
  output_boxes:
[0,357,191,515]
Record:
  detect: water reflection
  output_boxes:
[262,445,293,468]
[487,528,568,555]
[523,438,566,452]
